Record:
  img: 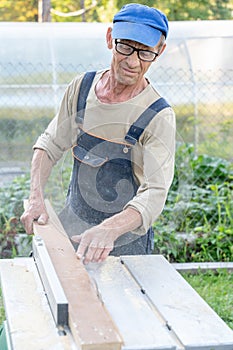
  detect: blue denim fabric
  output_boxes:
[59,71,156,255]
[62,129,154,254]
[69,130,137,221]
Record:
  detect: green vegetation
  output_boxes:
[0,143,232,262]
[0,174,32,258]
[0,143,232,330]
[153,143,233,262]
[0,102,232,163]
[0,289,5,325]
[0,0,232,22]
[174,103,233,160]
[0,116,52,162]
[182,269,233,329]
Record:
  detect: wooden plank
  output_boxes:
[86,258,178,350]
[0,258,76,350]
[25,200,122,350]
[122,255,233,350]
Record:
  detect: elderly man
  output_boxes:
[21,3,176,264]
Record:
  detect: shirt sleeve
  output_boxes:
[33,75,83,164]
[124,106,176,235]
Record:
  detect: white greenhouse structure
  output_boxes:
[0,20,232,107]
[0,20,232,167]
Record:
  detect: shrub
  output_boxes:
[153,143,233,262]
[0,174,31,258]
[0,143,232,262]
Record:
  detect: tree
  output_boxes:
[116,0,232,20]
[161,0,233,21]
[0,0,232,22]
[0,0,38,21]
[38,0,51,22]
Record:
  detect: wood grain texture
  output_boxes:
[122,255,233,350]
[0,258,75,350]
[25,200,122,350]
[86,258,177,350]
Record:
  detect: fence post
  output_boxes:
[38,0,51,22]
[183,41,199,156]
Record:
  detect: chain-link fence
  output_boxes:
[1,62,232,162]
[0,62,232,256]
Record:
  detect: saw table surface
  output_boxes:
[0,257,77,350]
[1,255,233,350]
[1,201,233,350]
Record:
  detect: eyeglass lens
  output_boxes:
[115,40,158,62]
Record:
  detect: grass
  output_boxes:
[0,102,232,161]
[0,107,54,121]
[1,68,84,86]
[182,269,233,329]
[0,288,5,325]
[174,102,233,160]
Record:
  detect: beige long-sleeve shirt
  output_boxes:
[34,70,176,234]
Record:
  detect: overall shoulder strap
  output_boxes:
[125,97,170,145]
[76,71,96,124]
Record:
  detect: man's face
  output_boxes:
[106,28,164,86]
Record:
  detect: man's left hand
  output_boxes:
[71,226,115,264]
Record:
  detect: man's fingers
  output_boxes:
[74,235,88,260]
[72,231,114,264]
[21,210,49,234]
[84,245,102,264]
[37,212,49,225]
[20,212,34,234]
[84,245,112,264]
[98,247,112,262]
[71,235,82,243]
[25,221,34,235]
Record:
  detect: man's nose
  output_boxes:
[126,51,140,66]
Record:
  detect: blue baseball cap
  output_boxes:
[112,3,169,47]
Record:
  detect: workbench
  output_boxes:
[1,201,233,350]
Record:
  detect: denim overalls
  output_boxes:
[59,71,170,256]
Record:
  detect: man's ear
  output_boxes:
[158,43,166,57]
[106,27,113,49]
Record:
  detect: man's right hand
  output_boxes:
[20,200,49,234]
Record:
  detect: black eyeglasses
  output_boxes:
[115,39,158,62]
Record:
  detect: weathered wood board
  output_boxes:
[0,258,77,350]
[24,200,122,350]
[2,200,232,350]
[122,255,233,350]
[86,258,178,350]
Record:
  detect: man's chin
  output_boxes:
[117,73,138,86]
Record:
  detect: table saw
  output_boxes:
[1,200,233,350]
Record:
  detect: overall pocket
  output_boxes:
[72,144,108,167]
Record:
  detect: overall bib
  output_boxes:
[59,71,170,256]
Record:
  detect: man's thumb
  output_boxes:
[37,213,49,225]
[71,234,82,243]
